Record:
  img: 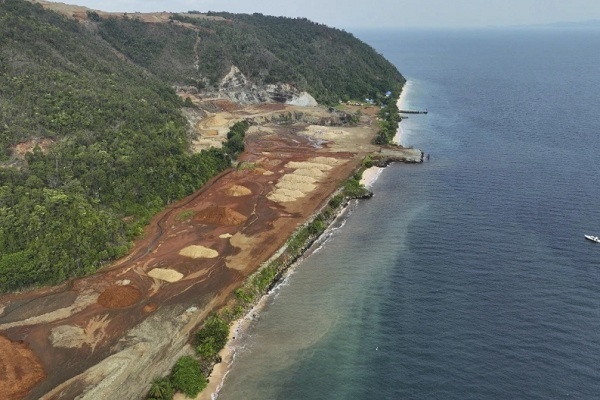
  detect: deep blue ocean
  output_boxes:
[217,28,600,399]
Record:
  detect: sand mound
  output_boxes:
[311,156,339,165]
[219,233,233,239]
[148,268,184,282]
[286,161,332,170]
[97,285,141,308]
[280,174,316,184]
[267,192,297,203]
[179,245,219,259]
[226,185,252,197]
[0,336,45,399]
[195,206,248,226]
[276,180,316,193]
[293,168,324,178]
[274,188,306,198]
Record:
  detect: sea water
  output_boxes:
[217,28,600,399]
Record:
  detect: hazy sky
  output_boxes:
[47,0,600,29]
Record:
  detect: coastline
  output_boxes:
[198,86,419,400]
[393,80,411,145]
[359,166,384,188]
[196,199,356,400]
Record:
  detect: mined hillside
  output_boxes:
[0,0,404,292]
[97,12,405,104]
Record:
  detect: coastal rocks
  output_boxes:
[373,146,424,165]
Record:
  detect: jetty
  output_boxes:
[399,109,428,114]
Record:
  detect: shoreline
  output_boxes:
[197,201,356,400]
[359,166,384,188]
[198,152,423,400]
[393,81,412,145]
[196,86,422,400]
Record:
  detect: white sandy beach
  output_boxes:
[360,166,383,188]
[193,296,271,400]
[393,81,411,145]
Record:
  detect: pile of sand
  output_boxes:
[179,245,219,259]
[286,161,332,171]
[267,193,297,203]
[276,180,316,193]
[97,285,141,309]
[312,156,340,165]
[279,174,316,184]
[226,185,252,197]
[219,233,233,239]
[50,325,86,348]
[293,168,324,178]
[0,336,45,399]
[195,206,248,226]
[274,188,306,198]
[268,157,340,203]
[148,268,184,282]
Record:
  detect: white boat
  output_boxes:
[584,235,600,243]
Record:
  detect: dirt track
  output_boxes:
[0,102,421,399]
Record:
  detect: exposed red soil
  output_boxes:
[97,285,142,309]
[0,336,45,399]
[194,206,248,226]
[0,103,394,399]
[143,303,158,313]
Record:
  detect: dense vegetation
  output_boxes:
[0,0,252,291]
[373,88,403,145]
[0,0,401,292]
[97,12,405,104]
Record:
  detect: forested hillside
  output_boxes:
[0,0,233,291]
[97,12,405,104]
[0,0,404,292]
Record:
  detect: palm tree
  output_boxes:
[147,377,174,400]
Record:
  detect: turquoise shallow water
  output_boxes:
[218,28,600,399]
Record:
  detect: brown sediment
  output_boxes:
[0,99,422,400]
[0,336,45,399]
[194,206,248,226]
[97,285,141,308]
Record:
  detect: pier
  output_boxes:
[398,110,427,114]
[399,109,428,114]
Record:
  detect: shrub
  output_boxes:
[196,315,229,359]
[170,356,207,398]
